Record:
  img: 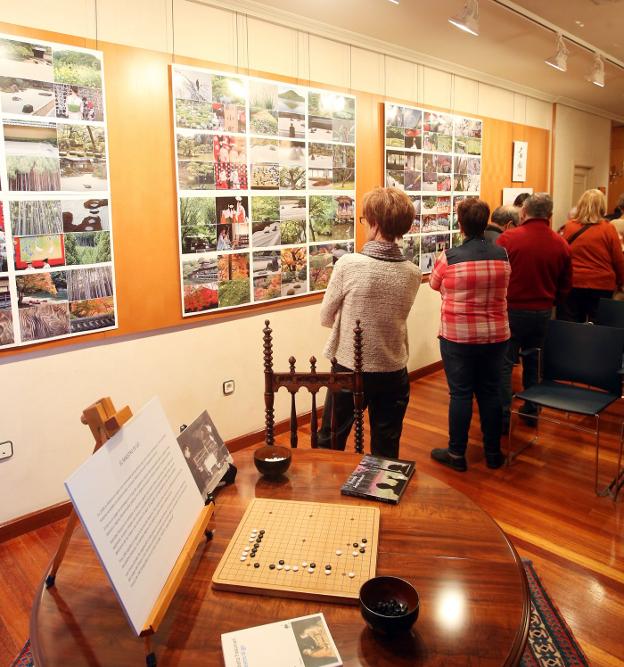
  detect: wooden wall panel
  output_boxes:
[608,127,624,212]
[0,21,550,358]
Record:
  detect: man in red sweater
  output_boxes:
[497,193,572,429]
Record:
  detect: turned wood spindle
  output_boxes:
[353,320,365,454]
[263,320,275,447]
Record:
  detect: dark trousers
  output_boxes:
[501,309,551,420]
[318,364,410,459]
[557,288,613,323]
[440,337,507,457]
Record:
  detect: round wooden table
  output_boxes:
[31,449,530,666]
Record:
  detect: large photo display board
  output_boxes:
[384,102,482,274]
[0,34,116,349]
[171,65,356,315]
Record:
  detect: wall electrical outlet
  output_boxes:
[0,441,14,461]
[223,380,235,396]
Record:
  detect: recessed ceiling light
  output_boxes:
[575,20,585,27]
[448,0,480,37]
[545,33,569,72]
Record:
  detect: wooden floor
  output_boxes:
[1,368,623,666]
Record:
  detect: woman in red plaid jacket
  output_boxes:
[429,198,511,472]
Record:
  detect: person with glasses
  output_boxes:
[317,187,422,458]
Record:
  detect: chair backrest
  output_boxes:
[543,320,624,395]
[263,320,365,452]
[593,298,624,328]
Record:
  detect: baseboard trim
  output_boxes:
[0,500,73,543]
[0,361,443,542]
[409,359,443,381]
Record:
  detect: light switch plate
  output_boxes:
[0,441,13,461]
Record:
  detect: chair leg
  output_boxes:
[602,421,624,501]
[507,408,536,463]
[594,414,602,496]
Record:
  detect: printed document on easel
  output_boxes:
[65,397,205,635]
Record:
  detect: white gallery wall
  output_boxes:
[0,0,611,523]
[552,104,612,229]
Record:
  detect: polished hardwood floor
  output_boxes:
[1,368,623,666]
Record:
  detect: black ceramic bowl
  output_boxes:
[253,445,292,478]
[359,576,419,634]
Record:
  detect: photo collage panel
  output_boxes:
[384,102,482,274]
[0,34,116,348]
[172,65,356,315]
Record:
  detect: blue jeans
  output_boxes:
[318,364,410,458]
[440,337,507,457]
[501,309,551,420]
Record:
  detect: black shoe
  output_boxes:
[501,418,510,435]
[485,451,506,469]
[430,448,467,472]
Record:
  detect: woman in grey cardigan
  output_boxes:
[318,187,421,457]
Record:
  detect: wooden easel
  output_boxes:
[44,397,216,666]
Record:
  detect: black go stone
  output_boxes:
[250,553,255,558]
[254,562,260,569]
[359,547,366,553]
[325,564,331,571]
[371,598,407,617]
[269,564,276,570]
[259,530,265,535]
[353,542,359,547]
[310,563,316,569]
[279,560,285,565]
[361,538,367,543]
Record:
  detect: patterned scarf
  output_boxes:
[360,240,406,262]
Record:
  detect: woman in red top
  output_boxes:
[558,189,624,322]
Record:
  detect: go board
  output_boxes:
[212,499,380,603]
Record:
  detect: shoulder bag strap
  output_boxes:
[566,224,593,245]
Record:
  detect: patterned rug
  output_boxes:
[10,561,588,666]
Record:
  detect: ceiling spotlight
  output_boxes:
[545,33,569,72]
[448,0,480,37]
[587,52,605,87]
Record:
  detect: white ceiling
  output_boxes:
[246,0,624,120]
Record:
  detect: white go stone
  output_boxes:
[240,556,246,561]
[293,565,299,572]
[348,571,356,578]
[285,565,291,571]
[302,561,308,567]
[324,569,332,576]
[335,550,342,556]
[352,551,359,557]
[307,567,315,573]
[277,564,283,570]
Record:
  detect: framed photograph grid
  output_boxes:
[384,102,483,274]
[0,33,116,349]
[171,65,356,315]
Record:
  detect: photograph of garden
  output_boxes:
[0,36,116,346]
[9,199,62,236]
[52,49,102,88]
[253,250,282,301]
[16,271,68,306]
[249,81,278,136]
[0,38,53,82]
[179,196,218,253]
[67,266,113,301]
[4,121,61,191]
[0,310,14,346]
[69,295,115,333]
[19,302,70,341]
[309,195,354,242]
[217,252,250,307]
[64,231,111,265]
[309,242,353,292]
[0,76,56,117]
[281,246,307,297]
[384,102,482,273]
[173,65,356,315]
[61,198,109,232]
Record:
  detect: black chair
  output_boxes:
[508,319,624,499]
[593,298,624,328]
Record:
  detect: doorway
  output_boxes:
[572,165,593,210]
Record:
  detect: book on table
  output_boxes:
[340,454,415,504]
[221,613,342,667]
